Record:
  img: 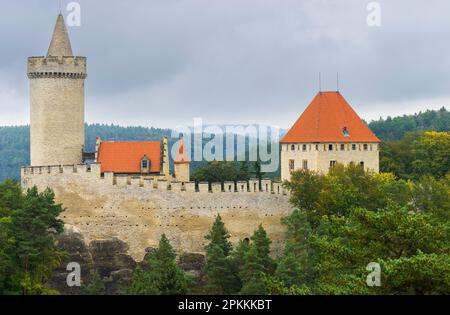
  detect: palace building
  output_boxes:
[280,91,380,181]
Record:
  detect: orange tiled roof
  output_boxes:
[97,141,161,173]
[281,91,380,143]
[174,138,190,164]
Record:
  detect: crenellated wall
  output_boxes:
[21,164,293,261]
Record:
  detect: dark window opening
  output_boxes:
[363,144,368,151]
[340,144,345,150]
[352,144,357,151]
[343,127,350,137]
[302,144,307,151]
[328,144,333,151]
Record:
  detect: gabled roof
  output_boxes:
[97,141,161,173]
[281,91,380,143]
[174,138,190,164]
[47,14,73,57]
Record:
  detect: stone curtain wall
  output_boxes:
[21,164,292,261]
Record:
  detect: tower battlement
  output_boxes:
[27,56,87,79]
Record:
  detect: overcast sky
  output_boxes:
[1,0,449,129]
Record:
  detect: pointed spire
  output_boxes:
[174,137,190,164]
[47,14,73,57]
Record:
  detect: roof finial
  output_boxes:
[59,0,62,14]
[319,72,322,92]
[337,72,340,92]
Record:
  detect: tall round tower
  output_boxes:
[28,14,87,166]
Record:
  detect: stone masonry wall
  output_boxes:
[21,164,293,261]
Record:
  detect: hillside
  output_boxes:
[367,107,449,141]
[0,108,448,181]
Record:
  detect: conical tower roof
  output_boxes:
[47,14,73,57]
[174,138,190,164]
[281,91,380,143]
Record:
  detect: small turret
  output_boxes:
[174,137,190,182]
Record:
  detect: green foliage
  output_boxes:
[127,234,188,295]
[380,131,450,179]
[282,165,450,295]
[0,180,66,295]
[250,225,276,274]
[368,107,449,141]
[204,215,239,294]
[204,244,239,294]
[205,215,232,256]
[83,272,106,295]
[239,245,267,295]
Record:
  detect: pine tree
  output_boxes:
[127,234,188,295]
[250,225,276,274]
[239,245,267,295]
[204,215,239,294]
[84,272,106,295]
[205,244,239,294]
[126,266,160,295]
[205,214,232,256]
[10,187,65,295]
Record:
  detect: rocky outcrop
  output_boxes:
[46,226,136,295]
[47,227,207,295]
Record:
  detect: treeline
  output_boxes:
[368,107,449,141]
[380,131,449,180]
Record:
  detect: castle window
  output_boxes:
[363,144,368,151]
[302,160,308,170]
[289,159,295,172]
[316,144,319,151]
[330,160,337,168]
[343,127,350,137]
[340,144,345,151]
[328,144,333,151]
[291,144,295,151]
[352,144,357,151]
[360,161,365,168]
[370,144,373,151]
[302,144,307,151]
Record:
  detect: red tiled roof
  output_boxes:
[281,91,380,143]
[97,141,161,173]
[174,138,190,164]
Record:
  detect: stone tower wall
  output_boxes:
[28,56,87,166]
[281,142,380,181]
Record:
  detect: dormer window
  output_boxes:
[141,155,151,173]
[342,127,350,137]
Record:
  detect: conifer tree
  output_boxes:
[84,272,106,295]
[205,214,232,256]
[204,215,239,294]
[239,245,267,295]
[127,234,188,295]
[250,225,276,274]
[205,244,238,294]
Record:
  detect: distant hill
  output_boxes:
[0,108,448,181]
[367,107,449,141]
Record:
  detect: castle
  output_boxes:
[21,15,379,260]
